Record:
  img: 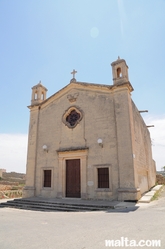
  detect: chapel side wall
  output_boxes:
[132,101,156,194]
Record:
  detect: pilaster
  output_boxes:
[23,107,40,198]
[113,86,139,200]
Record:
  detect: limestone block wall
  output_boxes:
[112,87,143,201]
[24,82,154,201]
[113,88,135,189]
[34,86,120,199]
[82,89,119,199]
[132,101,156,194]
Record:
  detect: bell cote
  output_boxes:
[111,57,129,85]
[31,81,48,105]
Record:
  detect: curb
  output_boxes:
[138,185,163,203]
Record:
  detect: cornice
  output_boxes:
[28,81,134,109]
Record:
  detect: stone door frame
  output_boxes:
[57,149,88,199]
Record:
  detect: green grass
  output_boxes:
[151,186,164,201]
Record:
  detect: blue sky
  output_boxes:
[0,0,165,172]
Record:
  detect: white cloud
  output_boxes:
[144,115,165,171]
[117,0,126,37]
[0,134,28,173]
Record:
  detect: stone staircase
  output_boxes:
[0,198,116,212]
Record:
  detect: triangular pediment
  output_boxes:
[29,81,133,109]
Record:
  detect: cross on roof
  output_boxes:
[71,69,77,79]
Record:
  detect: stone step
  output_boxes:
[12,198,114,209]
[0,201,106,211]
[0,199,112,212]
[0,202,78,212]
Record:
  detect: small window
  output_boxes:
[43,170,51,187]
[98,168,109,188]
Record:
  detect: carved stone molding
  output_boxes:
[67,92,79,103]
[62,106,83,128]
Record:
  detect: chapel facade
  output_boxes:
[23,58,156,201]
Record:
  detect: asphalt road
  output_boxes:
[0,188,165,249]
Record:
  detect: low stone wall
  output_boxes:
[0,183,24,199]
[0,190,22,199]
[0,181,19,186]
[1,177,25,184]
[0,185,12,191]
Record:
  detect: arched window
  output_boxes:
[117,67,122,78]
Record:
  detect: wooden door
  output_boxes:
[66,159,81,198]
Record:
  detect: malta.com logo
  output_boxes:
[105,237,161,247]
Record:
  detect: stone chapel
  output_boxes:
[23,58,156,201]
